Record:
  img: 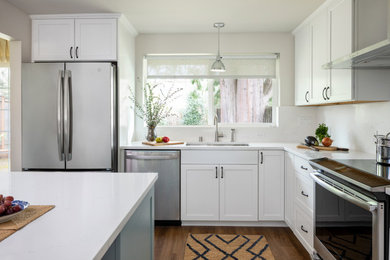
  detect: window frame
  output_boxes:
[142,54,280,128]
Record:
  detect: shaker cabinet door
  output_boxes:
[259,151,285,220]
[181,165,219,221]
[32,19,75,61]
[219,165,258,221]
[74,19,117,61]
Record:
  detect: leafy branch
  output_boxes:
[129,83,182,127]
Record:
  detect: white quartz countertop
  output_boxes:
[0,171,158,260]
[121,142,375,161]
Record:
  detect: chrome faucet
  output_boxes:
[214,114,224,142]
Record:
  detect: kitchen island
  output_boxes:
[0,171,157,260]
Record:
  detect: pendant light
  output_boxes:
[210,22,226,72]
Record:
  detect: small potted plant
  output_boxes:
[129,83,182,141]
[315,123,333,147]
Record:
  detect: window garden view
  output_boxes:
[144,54,278,126]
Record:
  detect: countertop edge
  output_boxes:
[93,173,158,260]
[120,142,375,161]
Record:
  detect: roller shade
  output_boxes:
[145,54,278,79]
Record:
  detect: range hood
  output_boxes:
[323,39,390,69]
[323,0,390,69]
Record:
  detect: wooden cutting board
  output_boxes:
[142,141,185,146]
[297,145,349,151]
[297,145,338,151]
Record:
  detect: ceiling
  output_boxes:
[7,0,325,34]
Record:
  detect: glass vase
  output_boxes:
[146,125,157,142]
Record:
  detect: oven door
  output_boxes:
[310,172,385,260]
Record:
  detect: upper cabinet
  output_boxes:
[294,23,311,105]
[293,0,390,106]
[328,0,353,102]
[32,19,75,61]
[32,14,119,62]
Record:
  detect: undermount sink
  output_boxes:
[186,142,249,147]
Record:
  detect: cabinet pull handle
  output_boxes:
[322,87,326,100]
[215,166,218,178]
[221,166,224,178]
[305,91,309,103]
[70,47,73,59]
[326,87,330,100]
[300,165,308,171]
[260,152,263,164]
[75,46,79,59]
[301,225,308,233]
[301,191,309,197]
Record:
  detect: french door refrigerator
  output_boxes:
[22,63,117,171]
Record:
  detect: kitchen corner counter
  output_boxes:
[121,142,375,161]
[0,171,158,260]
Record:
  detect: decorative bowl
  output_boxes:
[0,200,30,224]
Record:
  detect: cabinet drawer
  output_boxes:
[295,174,314,212]
[181,150,258,165]
[294,156,314,176]
[294,204,314,251]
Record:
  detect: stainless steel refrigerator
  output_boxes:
[22,63,117,171]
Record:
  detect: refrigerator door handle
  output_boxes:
[57,70,65,161]
[64,70,73,161]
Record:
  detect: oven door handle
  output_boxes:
[310,172,378,212]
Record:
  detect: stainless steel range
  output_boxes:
[309,158,390,260]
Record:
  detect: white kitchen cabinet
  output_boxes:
[311,9,330,103]
[328,0,353,102]
[220,165,258,221]
[31,15,118,62]
[74,19,117,61]
[181,165,219,221]
[284,152,295,228]
[294,23,312,105]
[32,19,75,61]
[294,0,390,106]
[181,164,258,221]
[258,151,285,221]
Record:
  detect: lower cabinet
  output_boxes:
[102,188,154,260]
[284,152,295,228]
[258,151,285,221]
[220,165,258,221]
[181,164,258,221]
[181,165,219,220]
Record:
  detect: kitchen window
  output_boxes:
[144,54,279,126]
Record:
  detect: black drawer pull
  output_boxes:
[301,191,309,197]
[301,225,308,233]
[215,166,218,178]
[300,165,308,171]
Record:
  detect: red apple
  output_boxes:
[162,136,170,143]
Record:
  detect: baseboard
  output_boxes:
[181,221,287,227]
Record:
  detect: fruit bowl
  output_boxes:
[0,200,29,224]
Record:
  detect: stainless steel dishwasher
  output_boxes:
[124,150,180,225]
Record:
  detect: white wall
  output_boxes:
[118,18,137,146]
[0,0,31,61]
[131,32,318,143]
[317,102,390,155]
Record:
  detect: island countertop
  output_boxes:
[0,171,158,260]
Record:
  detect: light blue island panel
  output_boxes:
[103,187,154,260]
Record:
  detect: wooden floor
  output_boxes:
[155,226,310,260]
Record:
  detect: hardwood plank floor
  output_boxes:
[155,226,311,260]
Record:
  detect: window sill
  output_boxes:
[153,123,278,128]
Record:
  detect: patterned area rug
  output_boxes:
[184,234,275,260]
